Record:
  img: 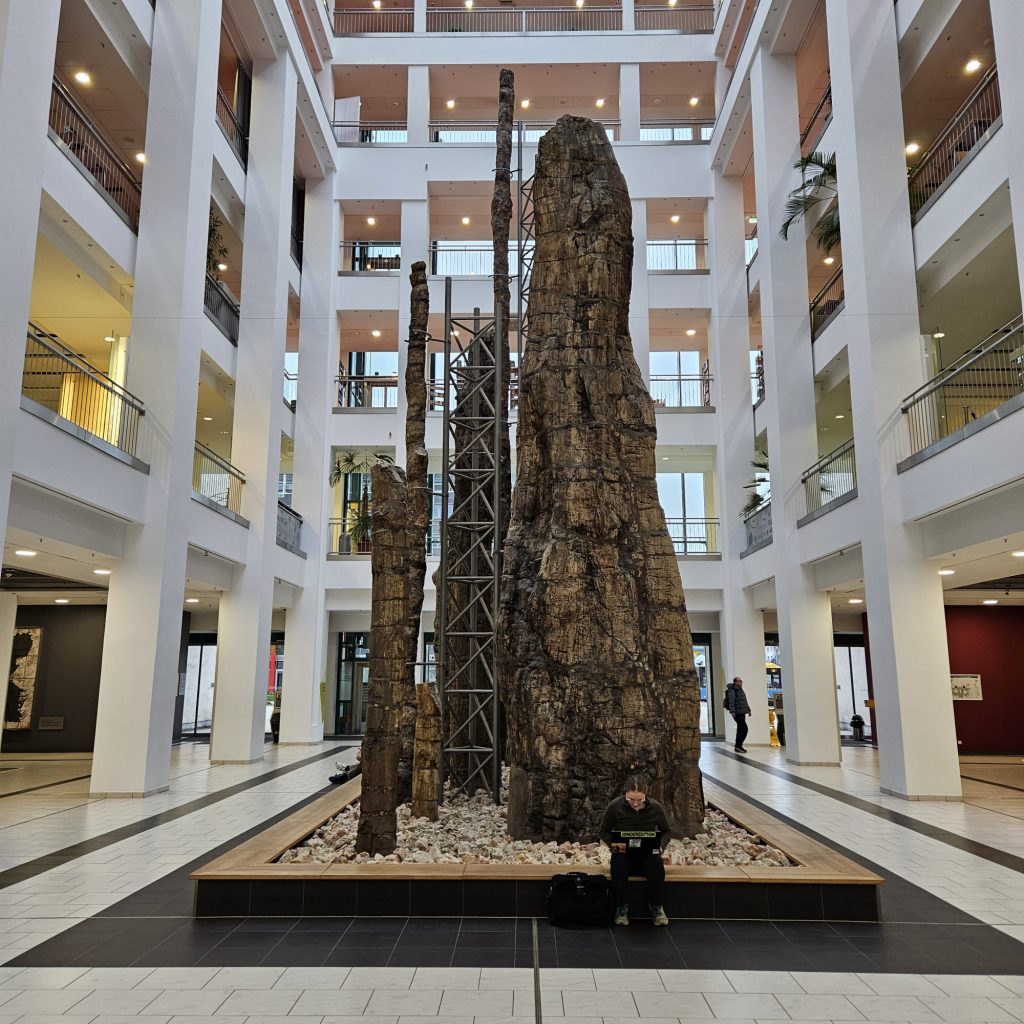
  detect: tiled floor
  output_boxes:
[0,741,1020,1023]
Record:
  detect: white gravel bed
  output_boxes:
[279,787,793,868]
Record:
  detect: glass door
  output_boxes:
[693,636,713,735]
[181,639,217,737]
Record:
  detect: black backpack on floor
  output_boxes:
[547,871,613,927]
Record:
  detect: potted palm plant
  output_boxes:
[329,449,395,553]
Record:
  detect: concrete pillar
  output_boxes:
[749,49,841,767]
[619,64,640,142]
[281,176,338,745]
[0,2,61,557]
[91,0,222,796]
[622,0,635,32]
[825,0,960,798]
[414,0,427,33]
[396,199,429,466]
[211,54,298,764]
[407,66,430,144]
[708,173,769,748]
[991,1,1024,305]
[630,199,651,383]
[0,592,17,751]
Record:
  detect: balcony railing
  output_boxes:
[745,233,758,267]
[742,501,772,552]
[276,501,303,551]
[635,5,714,30]
[799,84,832,158]
[809,265,844,340]
[333,121,409,144]
[216,86,249,168]
[800,438,856,520]
[337,374,400,408]
[339,241,402,272]
[752,351,765,404]
[428,242,533,276]
[328,515,373,555]
[192,443,245,515]
[650,374,713,408]
[428,119,618,143]
[908,65,1000,221]
[22,324,146,459]
[638,119,714,142]
[48,77,142,232]
[901,315,1024,459]
[427,5,621,31]
[283,369,297,409]
[429,365,521,412]
[666,517,720,555]
[334,7,414,32]
[646,240,709,271]
[204,273,241,344]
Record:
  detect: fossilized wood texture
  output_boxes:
[411,682,441,820]
[497,115,704,843]
[397,260,431,805]
[356,464,408,855]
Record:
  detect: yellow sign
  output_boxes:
[319,680,327,724]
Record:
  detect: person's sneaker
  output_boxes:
[735,746,747,753]
[651,905,669,926]
[613,905,629,926]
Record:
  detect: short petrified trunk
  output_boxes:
[411,682,441,820]
[396,260,431,805]
[355,464,409,855]
[497,115,704,842]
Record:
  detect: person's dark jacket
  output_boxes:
[725,683,751,716]
[599,795,671,851]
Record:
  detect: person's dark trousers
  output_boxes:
[610,852,666,909]
[733,713,749,750]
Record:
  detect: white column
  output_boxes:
[991,1,1024,303]
[281,175,338,744]
[749,49,841,767]
[825,0,960,798]
[211,54,299,764]
[414,0,426,33]
[631,199,651,383]
[396,199,430,466]
[708,174,769,747]
[622,0,635,32]
[91,0,223,796]
[407,66,430,144]
[0,593,17,753]
[619,64,640,142]
[0,2,61,553]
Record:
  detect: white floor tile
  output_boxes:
[726,972,805,994]
[409,967,481,990]
[919,996,1019,1022]
[134,969,221,990]
[270,967,351,990]
[924,977,1019,997]
[139,989,232,1016]
[202,968,284,991]
[593,970,666,991]
[215,989,300,1016]
[703,992,788,1019]
[69,991,160,1016]
[851,995,942,1021]
[658,970,735,993]
[791,973,875,996]
[342,968,415,991]
[561,990,639,1017]
[363,990,442,1015]
[776,993,866,1020]
[287,990,372,1016]
[0,967,90,989]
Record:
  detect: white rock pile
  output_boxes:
[278,787,792,868]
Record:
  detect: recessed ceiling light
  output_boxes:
[932,331,945,339]
[521,99,530,109]
[823,256,835,265]
[686,329,696,336]
[14,549,37,557]
[186,597,200,604]
[55,598,70,604]
[465,0,473,7]
[848,598,863,605]
[74,71,92,85]
[938,569,956,576]
[203,416,213,422]
[965,58,982,73]
[983,599,998,605]
[748,216,757,224]
[905,142,920,155]
[576,0,584,6]
[1012,550,1024,557]
[446,98,456,109]
[93,569,112,576]
[366,216,376,226]
[217,262,227,271]
[661,456,670,461]
[462,216,470,225]
[670,214,680,223]
[371,329,382,337]
[595,98,605,108]
[372,0,381,8]
[835,414,845,420]
[688,96,698,106]
[135,152,146,164]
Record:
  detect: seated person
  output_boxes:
[329,745,362,784]
[599,774,671,926]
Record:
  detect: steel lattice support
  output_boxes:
[515,122,536,367]
[436,279,504,803]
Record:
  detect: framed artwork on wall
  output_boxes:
[951,673,983,701]
[4,627,42,730]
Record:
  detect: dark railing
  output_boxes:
[48,77,142,231]
[800,438,856,519]
[752,350,765,404]
[283,369,298,410]
[638,118,714,142]
[809,265,844,340]
[743,501,772,551]
[216,85,249,168]
[336,374,399,408]
[334,8,414,33]
[428,119,618,143]
[22,324,145,458]
[908,66,1000,221]
[276,501,303,551]
[333,121,409,144]
[666,518,720,555]
[646,240,709,271]
[635,5,715,30]
[799,84,832,158]
[650,374,713,408]
[192,443,245,514]
[290,227,303,268]
[204,273,241,344]
[902,316,1024,457]
[339,242,402,272]
[328,515,373,555]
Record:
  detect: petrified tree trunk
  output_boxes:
[497,115,704,842]
[355,464,408,855]
[396,260,431,805]
[411,682,442,820]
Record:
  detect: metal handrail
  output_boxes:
[801,438,856,517]
[23,323,146,457]
[665,517,720,554]
[216,85,249,167]
[339,241,402,272]
[428,119,619,143]
[48,77,142,231]
[650,374,713,408]
[334,7,414,33]
[645,239,709,271]
[799,83,832,158]
[336,374,400,408]
[426,6,621,31]
[742,500,772,550]
[204,272,241,344]
[638,118,715,141]
[192,442,245,514]
[908,65,1000,220]
[809,264,845,340]
[332,121,409,144]
[635,4,714,31]
[276,500,303,550]
[283,369,298,408]
[901,315,1024,456]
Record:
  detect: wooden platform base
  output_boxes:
[191,779,882,921]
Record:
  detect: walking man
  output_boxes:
[724,676,751,753]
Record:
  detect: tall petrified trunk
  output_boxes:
[355,463,408,854]
[411,682,441,820]
[396,261,431,805]
[497,115,704,842]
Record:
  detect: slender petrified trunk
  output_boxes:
[497,115,704,842]
[411,682,441,820]
[355,464,408,855]
[397,260,431,805]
